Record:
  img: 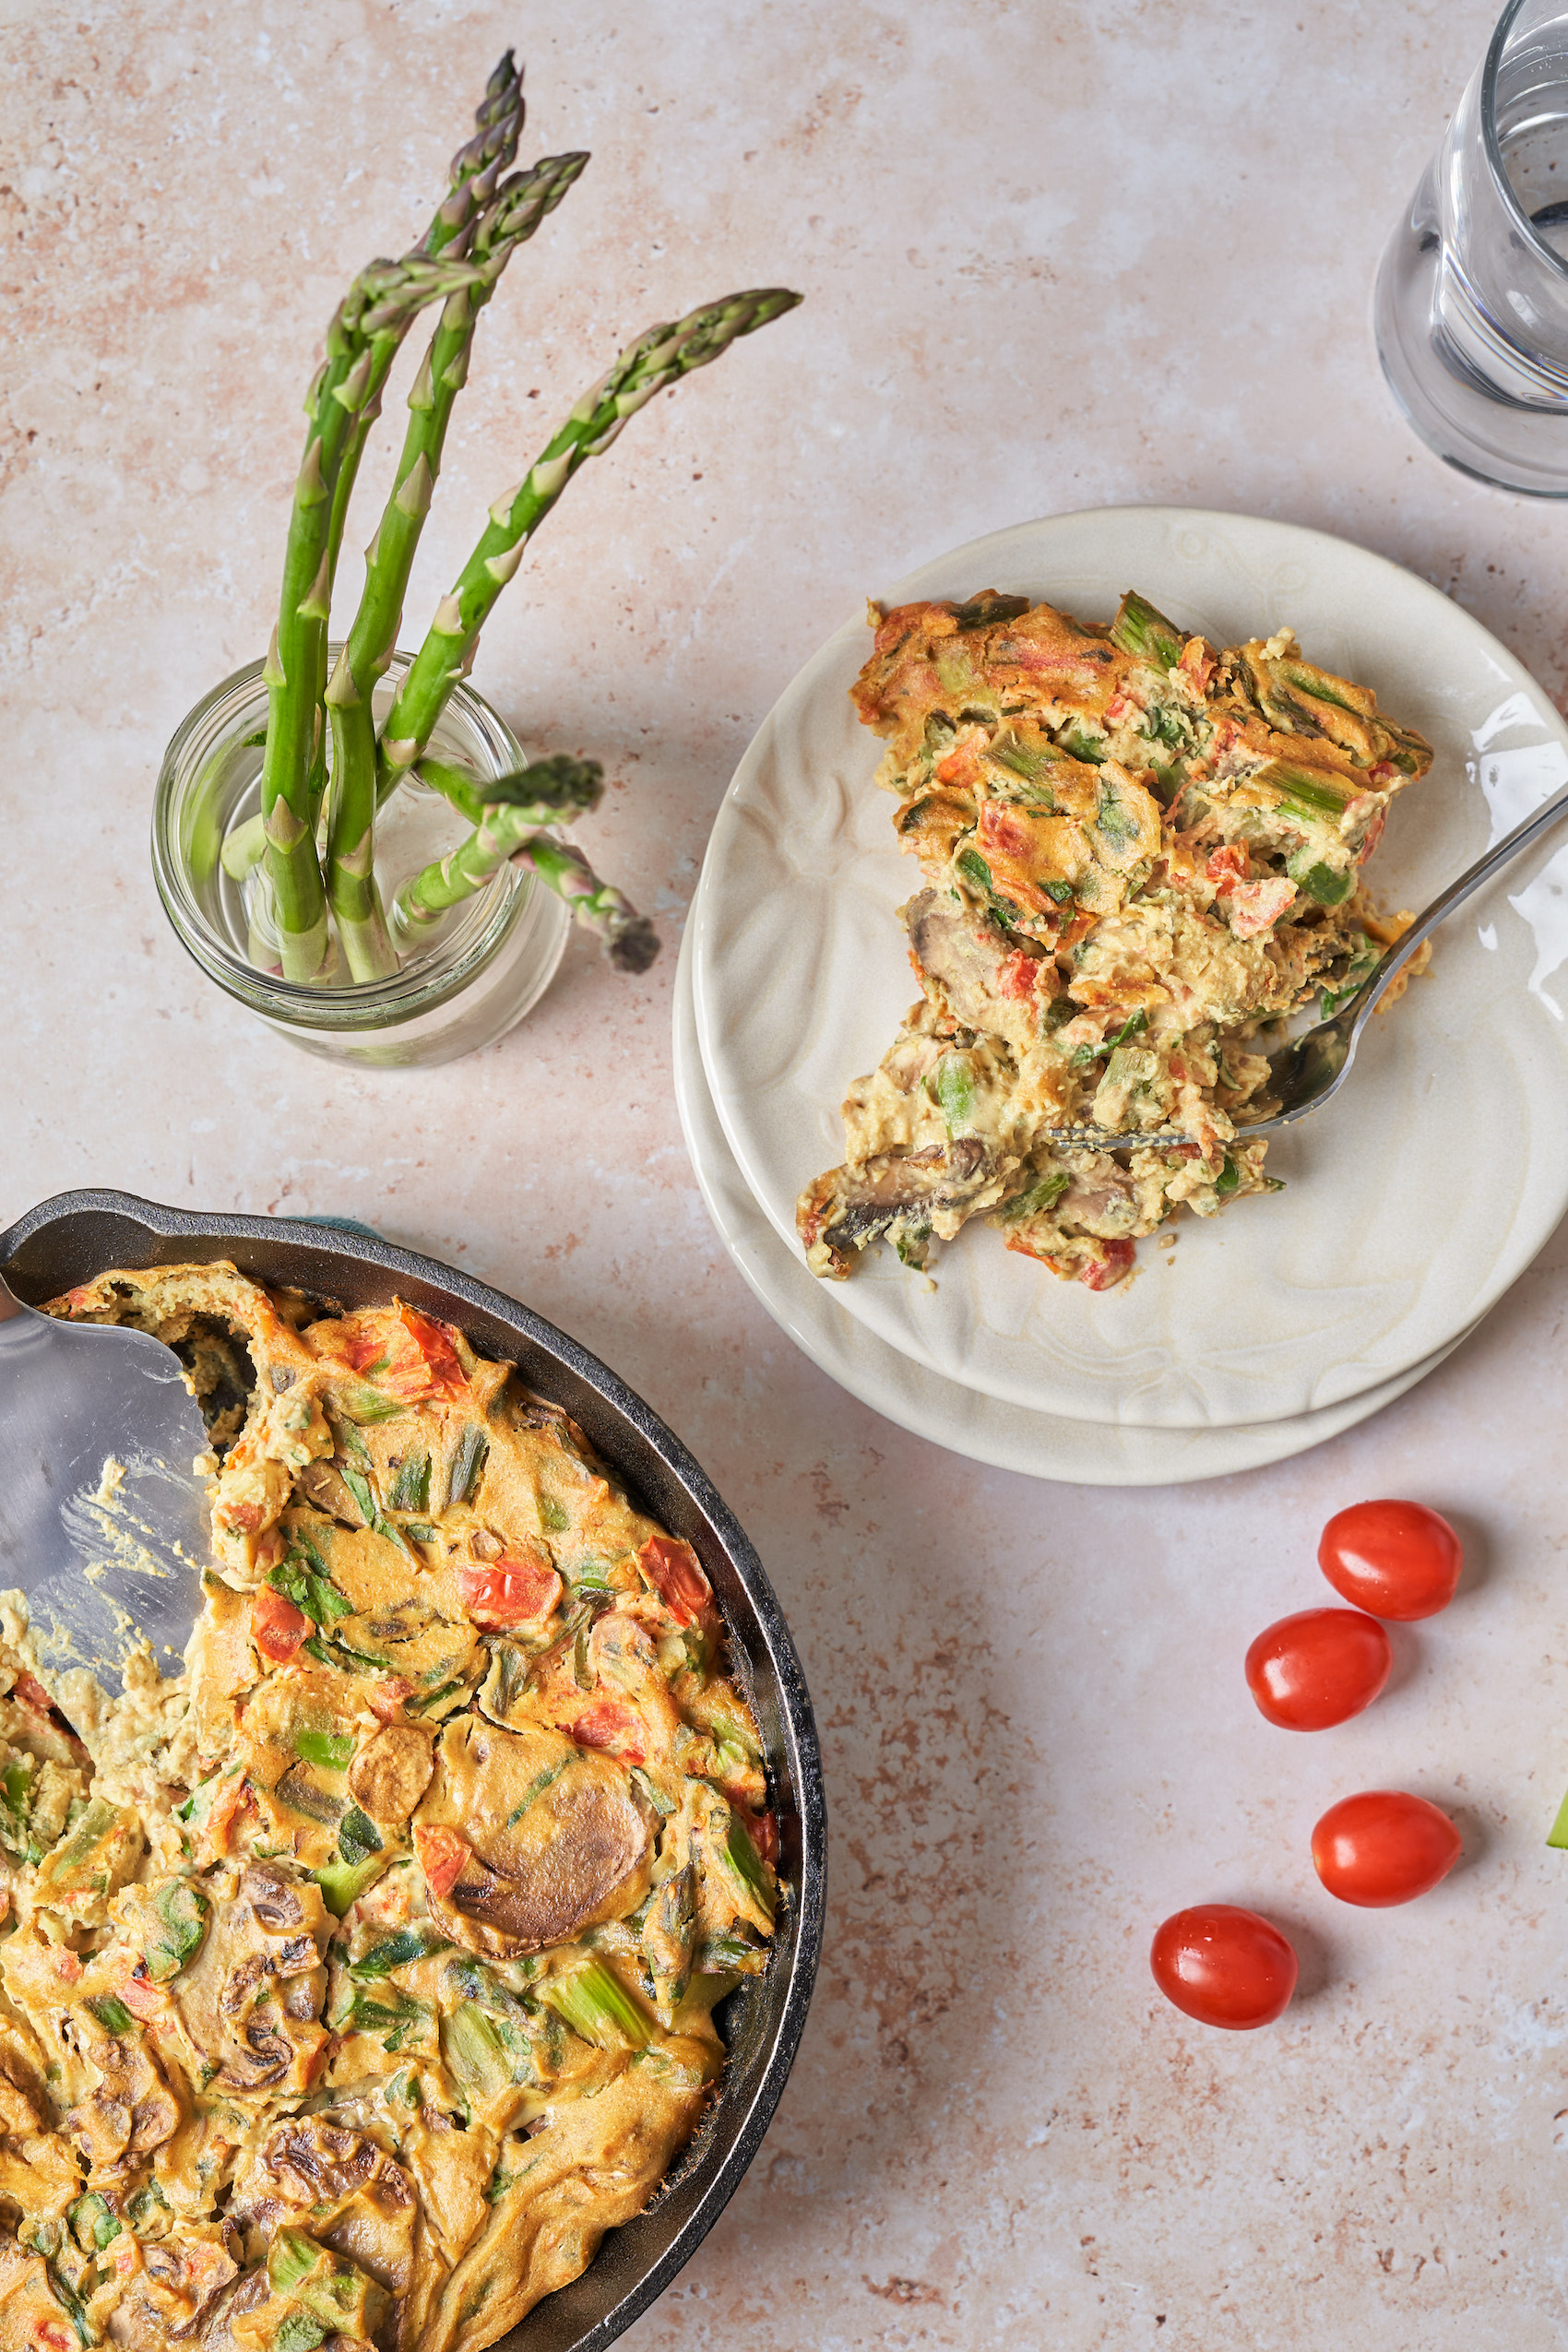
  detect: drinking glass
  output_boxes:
[1375,0,1568,495]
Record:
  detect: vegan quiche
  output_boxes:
[0,1264,778,2351]
[797,588,1433,1290]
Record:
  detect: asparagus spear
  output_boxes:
[325,149,590,979]
[395,756,604,929]
[394,791,660,976]
[374,286,804,804]
[257,248,493,980]
[325,51,527,590]
[515,837,660,973]
[304,53,524,893]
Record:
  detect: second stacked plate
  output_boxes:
[682,506,1568,1479]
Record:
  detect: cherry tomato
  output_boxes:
[637,1533,712,1627]
[570,1698,647,1763]
[1318,1499,1462,1621]
[414,1823,472,1899]
[456,1554,562,1627]
[251,1586,308,1662]
[1311,1789,1462,1907]
[1149,1904,1299,2029]
[1080,1240,1136,1291]
[1244,1607,1392,1730]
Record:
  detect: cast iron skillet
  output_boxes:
[0,1188,826,2352]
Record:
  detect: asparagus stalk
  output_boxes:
[515,837,660,973]
[393,775,660,977]
[374,286,804,804]
[257,249,492,980]
[413,755,496,826]
[325,51,526,591]
[307,54,524,860]
[395,763,603,930]
[324,150,590,979]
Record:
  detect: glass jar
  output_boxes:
[151,651,569,1067]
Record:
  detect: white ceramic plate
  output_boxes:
[693,506,1568,1431]
[674,922,1470,1486]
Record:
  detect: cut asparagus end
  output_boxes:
[220,812,268,879]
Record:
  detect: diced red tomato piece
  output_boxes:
[1178,638,1216,695]
[206,1775,255,1855]
[457,1555,562,1628]
[571,1699,647,1763]
[1228,876,1298,939]
[36,2321,77,2352]
[1206,843,1249,892]
[415,1823,473,1900]
[976,798,1036,861]
[636,1535,711,1629]
[1079,1241,1136,1291]
[252,1586,308,1663]
[935,741,981,790]
[367,1676,416,1723]
[396,1305,468,1394]
[116,1969,168,2024]
[749,1809,779,1868]
[1001,949,1042,1001]
[332,1303,468,1403]
[53,1949,82,1985]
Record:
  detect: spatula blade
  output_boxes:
[0,1305,211,1682]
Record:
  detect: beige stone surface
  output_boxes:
[5,1,1568,2344]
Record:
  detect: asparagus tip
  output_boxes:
[606,917,661,976]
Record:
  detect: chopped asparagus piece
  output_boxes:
[1110,588,1184,669]
[295,1729,355,1770]
[541,1957,653,2050]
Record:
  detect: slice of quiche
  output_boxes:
[798,588,1432,1291]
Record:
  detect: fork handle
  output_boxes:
[1352,773,1568,1025]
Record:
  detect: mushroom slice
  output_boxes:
[348,1725,434,1830]
[293,1460,368,1527]
[413,1716,651,1960]
[166,1861,329,2100]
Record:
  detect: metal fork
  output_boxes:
[1043,776,1568,1152]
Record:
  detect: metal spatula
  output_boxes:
[0,1269,209,1685]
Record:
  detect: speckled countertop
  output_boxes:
[6,2,1568,2344]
